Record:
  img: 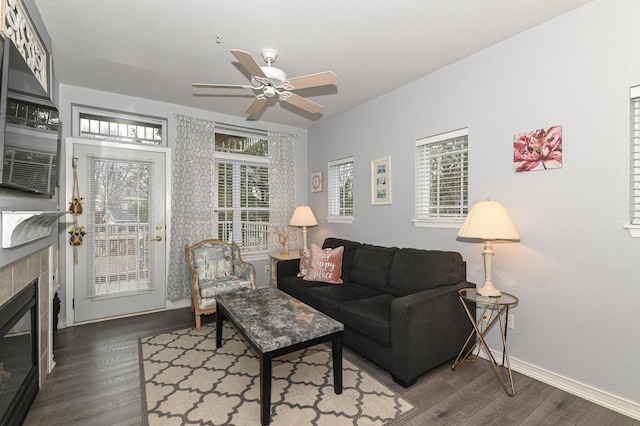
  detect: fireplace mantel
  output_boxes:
[1,211,66,248]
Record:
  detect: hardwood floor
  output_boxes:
[24,308,638,426]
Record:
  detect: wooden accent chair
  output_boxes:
[184,239,256,331]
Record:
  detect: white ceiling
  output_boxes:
[34,0,593,129]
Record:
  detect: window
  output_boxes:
[214,129,270,252]
[630,86,640,226]
[72,105,167,146]
[415,128,468,227]
[328,156,354,223]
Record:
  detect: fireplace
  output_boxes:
[0,279,38,425]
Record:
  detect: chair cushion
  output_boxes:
[338,295,393,347]
[198,275,253,299]
[192,244,234,280]
[199,296,218,310]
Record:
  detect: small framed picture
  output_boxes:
[514,125,562,172]
[311,171,323,192]
[371,156,391,205]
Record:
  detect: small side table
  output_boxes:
[452,288,519,396]
[268,250,301,287]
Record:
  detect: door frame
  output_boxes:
[63,137,172,326]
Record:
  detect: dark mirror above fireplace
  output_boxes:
[0,36,60,197]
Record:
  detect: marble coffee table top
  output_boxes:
[216,287,344,353]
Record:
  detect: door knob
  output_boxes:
[153,236,163,241]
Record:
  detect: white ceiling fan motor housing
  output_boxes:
[260,66,287,85]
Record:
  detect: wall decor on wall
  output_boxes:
[371,156,392,205]
[311,171,323,192]
[513,125,563,172]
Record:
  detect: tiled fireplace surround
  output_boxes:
[0,244,57,387]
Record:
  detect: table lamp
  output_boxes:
[457,200,520,297]
[289,206,318,250]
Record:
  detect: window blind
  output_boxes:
[328,156,354,219]
[415,129,468,222]
[631,86,640,224]
[213,131,270,252]
[87,156,154,298]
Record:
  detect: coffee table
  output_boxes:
[215,287,344,426]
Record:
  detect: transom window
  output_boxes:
[415,128,468,227]
[328,156,354,223]
[214,130,270,252]
[72,105,167,146]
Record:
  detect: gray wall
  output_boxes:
[307,0,639,410]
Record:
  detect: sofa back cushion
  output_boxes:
[388,249,465,297]
[322,238,361,282]
[349,244,397,292]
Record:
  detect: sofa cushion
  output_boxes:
[322,238,361,282]
[277,275,330,300]
[338,295,393,347]
[349,244,397,292]
[302,283,382,319]
[304,244,344,284]
[388,249,466,297]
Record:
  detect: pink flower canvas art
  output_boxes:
[513,125,562,172]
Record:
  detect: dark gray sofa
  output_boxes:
[277,237,473,387]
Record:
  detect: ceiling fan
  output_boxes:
[192,48,337,116]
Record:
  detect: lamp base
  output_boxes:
[477,284,502,297]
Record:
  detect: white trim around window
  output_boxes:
[414,128,469,228]
[327,156,354,224]
[626,85,640,237]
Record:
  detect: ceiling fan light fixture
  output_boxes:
[263,86,276,98]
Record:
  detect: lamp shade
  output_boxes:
[458,201,520,241]
[289,206,318,227]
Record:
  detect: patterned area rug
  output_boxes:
[139,323,415,425]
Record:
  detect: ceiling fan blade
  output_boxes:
[245,97,268,116]
[192,83,254,89]
[282,93,323,114]
[288,71,337,90]
[231,49,266,79]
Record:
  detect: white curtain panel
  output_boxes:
[267,131,297,252]
[167,114,216,301]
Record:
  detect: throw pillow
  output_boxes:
[304,244,344,284]
[297,248,311,277]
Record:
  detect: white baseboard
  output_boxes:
[479,349,640,421]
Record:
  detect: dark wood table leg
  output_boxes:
[332,333,343,394]
[216,309,224,348]
[260,353,272,426]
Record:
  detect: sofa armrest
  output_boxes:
[276,258,300,283]
[389,281,473,386]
